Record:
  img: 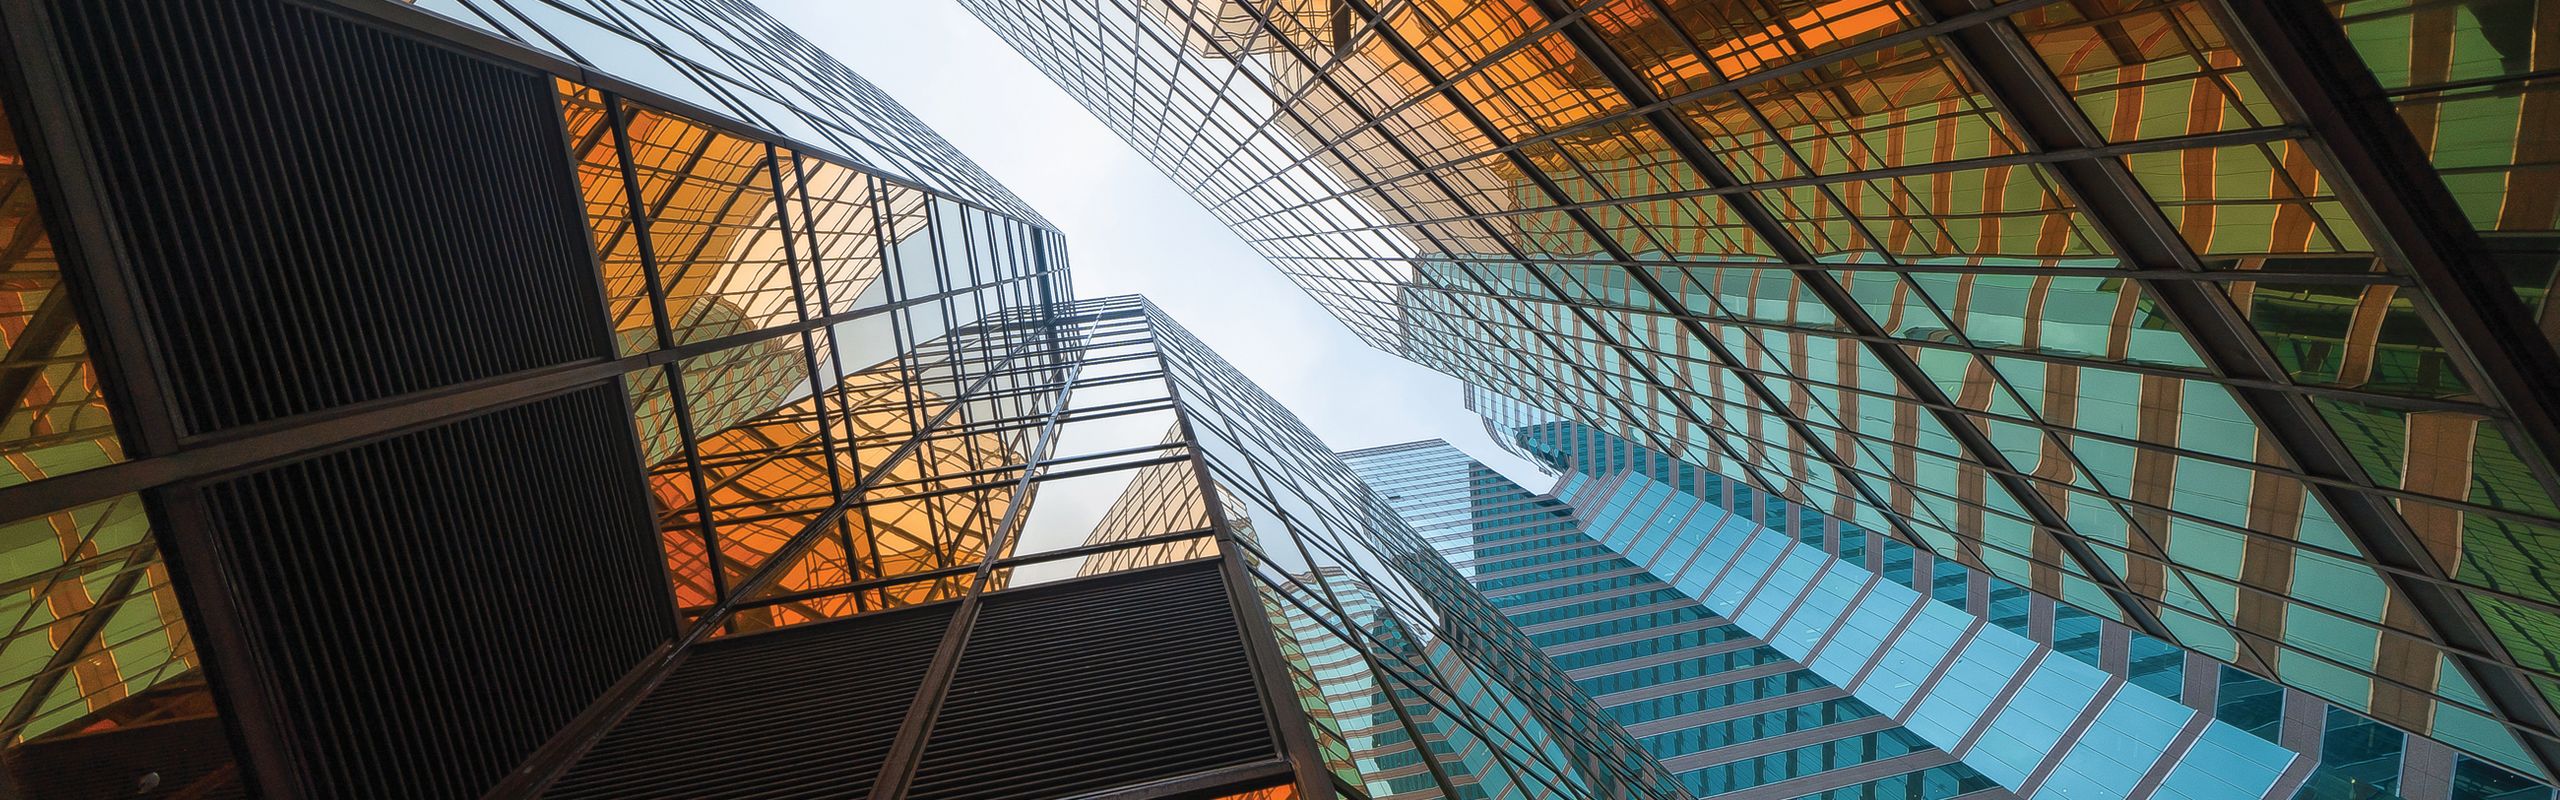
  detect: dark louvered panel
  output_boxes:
[198,386,669,800]
[5,712,242,800]
[907,563,1277,800]
[547,602,958,800]
[47,0,608,434]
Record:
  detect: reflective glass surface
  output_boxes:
[968,0,2560,778]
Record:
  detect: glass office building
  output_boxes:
[1346,440,2015,799]
[1480,406,2560,799]
[969,0,2560,780]
[0,1,1674,798]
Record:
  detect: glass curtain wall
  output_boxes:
[0,0,1072,792]
[965,0,2560,779]
[1482,404,2560,800]
[1142,298,1692,799]
[1344,440,2011,799]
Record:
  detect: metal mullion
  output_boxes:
[0,266,1010,515]
[605,92,733,610]
[950,205,1001,542]
[1262,247,2414,283]
[1456,295,2512,453]
[1236,539,1595,800]
[911,196,974,563]
[889,397,1178,452]
[1173,0,1588,205]
[2206,0,2560,534]
[1238,120,2295,230]
[707,453,1184,529]
[656,159,784,350]
[1517,0,2179,638]
[486,312,1065,799]
[1914,0,2560,768]
[858,173,917,586]
[864,319,1091,800]
[721,528,1223,617]
[766,145,864,587]
[742,447,1195,524]
[1160,0,1795,509]
[1201,444,1481,800]
[1193,0,2071,220]
[0,12,253,776]
[327,0,1057,235]
[1181,364,1667,796]
[1702,69,2332,662]
[1323,263,2476,412]
[1877,4,2375,658]
[688,429,825,495]
[1315,0,1985,591]
[1158,333,1333,796]
[0,540,156,734]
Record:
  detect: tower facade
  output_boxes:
[0,1,1670,798]
[1345,440,2015,799]
[970,0,2560,781]
[1489,407,2560,799]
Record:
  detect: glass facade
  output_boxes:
[967,0,2560,780]
[0,85,210,782]
[1483,410,2560,800]
[0,2,1699,795]
[1140,300,1688,799]
[410,0,1045,225]
[1345,440,2006,799]
[2,0,1078,791]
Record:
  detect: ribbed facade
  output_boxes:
[1347,440,2010,800]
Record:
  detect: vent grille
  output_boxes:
[547,602,958,800]
[199,386,667,799]
[548,564,1277,800]
[906,563,1276,800]
[47,0,609,434]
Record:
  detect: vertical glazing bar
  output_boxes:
[866,313,1091,800]
[1159,313,1340,800]
[764,144,864,605]
[606,95,729,609]
[487,319,1064,800]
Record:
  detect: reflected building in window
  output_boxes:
[968,0,2560,783]
[1474,402,2560,799]
[0,0,1680,798]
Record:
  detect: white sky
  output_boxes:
[760,0,1553,488]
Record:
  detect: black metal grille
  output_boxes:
[548,602,959,800]
[906,563,1275,800]
[46,0,609,434]
[545,563,1276,800]
[197,385,667,800]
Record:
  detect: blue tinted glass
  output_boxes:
[2453,755,2555,800]
[1988,582,2030,637]
[2055,605,2103,667]
[2129,635,2186,701]
[1932,558,1971,607]
[2217,666,2285,743]
[2319,706,2404,797]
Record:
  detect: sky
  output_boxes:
[758,0,1553,488]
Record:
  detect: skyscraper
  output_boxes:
[970,0,2560,782]
[1346,439,2017,799]
[0,1,1675,798]
[1479,409,2560,799]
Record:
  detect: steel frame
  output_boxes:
[964,0,2560,781]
